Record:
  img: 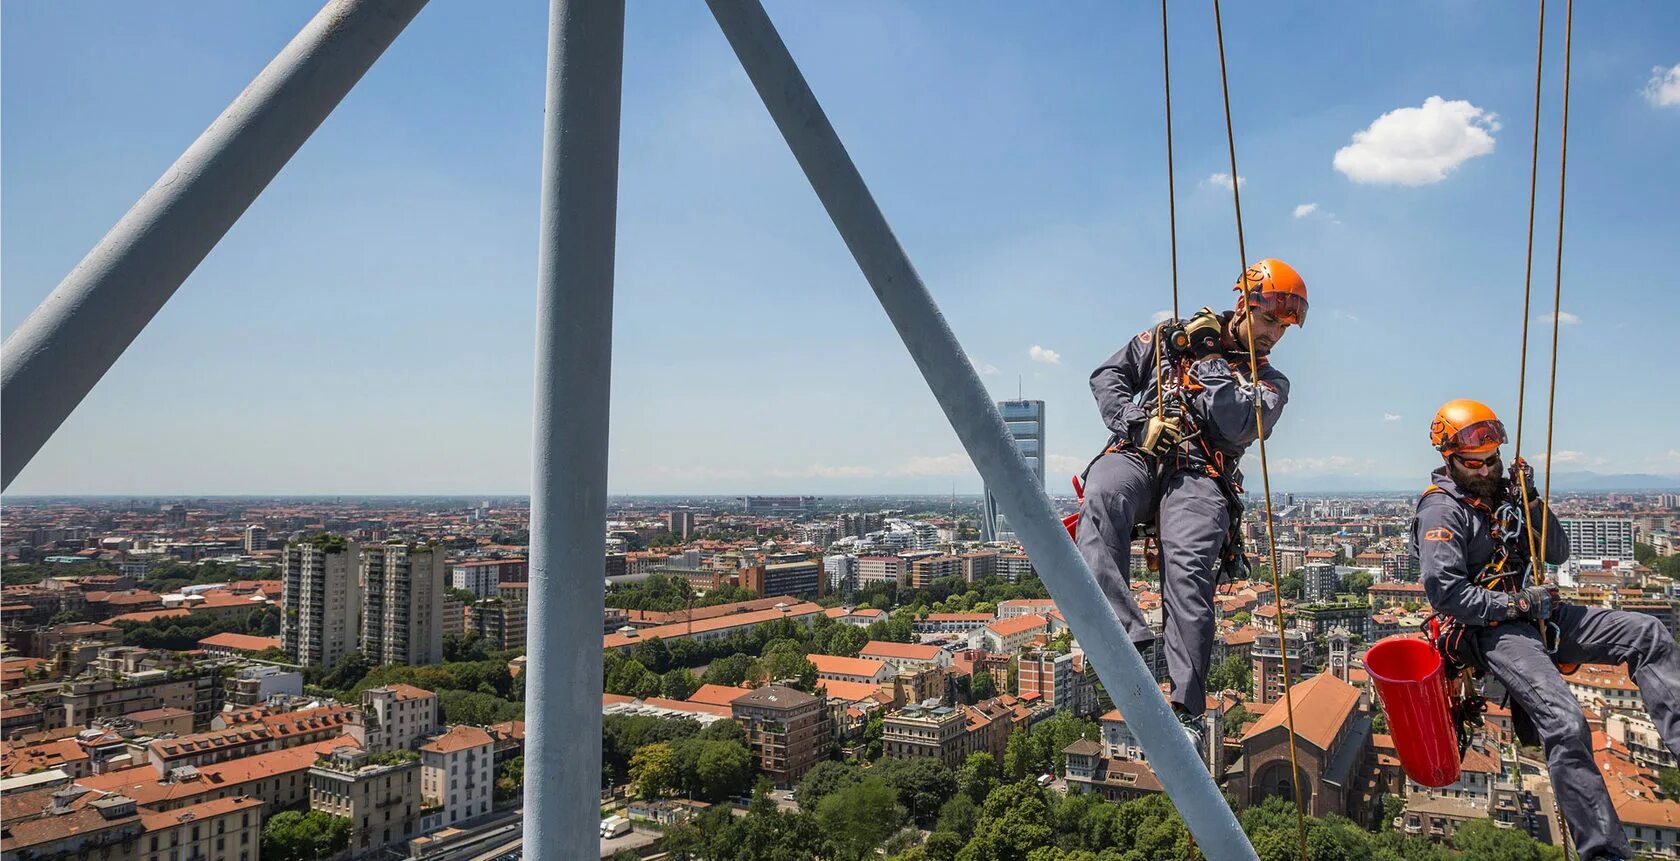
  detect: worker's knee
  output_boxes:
[1537,694,1592,750]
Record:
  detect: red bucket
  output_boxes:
[1365,635,1460,788]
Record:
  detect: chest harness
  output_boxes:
[1066,322,1254,582]
[1420,483,1572,755]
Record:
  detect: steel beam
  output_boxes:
[523,2,623,860]
[705,2,1258,857]
[0,0,429,489]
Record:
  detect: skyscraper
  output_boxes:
[984,399,1045,542]
[281,537,362,667]
[362,543,445,666]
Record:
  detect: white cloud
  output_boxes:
[1203,172,1246,191]
[771,463,881,479]
[1047,454,1088,479]
[1537,311,1580,325]
[902,453,973,477]
[1028,345,1062,365]
[1151,310,1173,324]
[1383,413,1403,423]
[1267,455,1376,475]
[1543,450,1607,468]
[1333,96,1499,185]
[1293,203,1319,218]
[1331,309,1359,322]
[1645,63,1680,107]
[978,363,1001,376]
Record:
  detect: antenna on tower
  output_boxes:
[1017,375,1022,401]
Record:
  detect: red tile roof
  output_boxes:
[859,641,942,662]
[197,633,282,653]
[420,725,492,755]
[806,654,887,679]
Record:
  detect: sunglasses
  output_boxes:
[1453,452,1502,471]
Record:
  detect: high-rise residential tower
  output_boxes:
[281,537,362,667]
[983,399,1045,542]
[362,543,445,666]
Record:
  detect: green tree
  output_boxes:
[956,752,1000,803]
[957,780,1053,861]
[1661,767,1680,800]
[495,756,523,802]
[1636,541,1657,565]
[796,760,862,809]
[1342,571,1374,597]
[607,658,661,699]
[970,672,997,702]
[756,643,818,691]
[690,739,753,802]
[872,756,956,827]
[260,810,351,861]
[661,668,699,701]
[1003,728,1036,782]
[629,741,679,800]
[701,653,756,687]
[1452,818,1555,861]
[1207,652,1253,695]
[818,778,905,861]
[935,793,979,840]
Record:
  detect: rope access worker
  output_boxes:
[1076,259,1305,741]
[1415,399,1680,861]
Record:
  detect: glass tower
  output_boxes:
[984,399,1045,542]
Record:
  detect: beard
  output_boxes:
[1456,468,1503,500]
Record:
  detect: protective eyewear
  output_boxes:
[1453,452,1503,471]
[1248,290,1308,327]
[1445,419,1508,455]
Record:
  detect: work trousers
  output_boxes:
[1075,449,1228,716]
[1471,605,1680,860]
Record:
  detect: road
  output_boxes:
[600,827,659,858]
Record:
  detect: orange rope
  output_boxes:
[1212,2,1307,857]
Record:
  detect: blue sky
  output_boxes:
[4,1,1677,495]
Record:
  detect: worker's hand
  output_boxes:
[1141,411,1186,457]
[1509,457,1540,507]
[1183,307,1224,358]
[1508,583,1559,622]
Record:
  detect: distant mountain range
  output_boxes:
[1273,471,1680,494]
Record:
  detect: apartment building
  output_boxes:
[350,684,439,753]
[361,543,445,667]
[419,726,495,832]
[731,685,831,787]
[280,538,362,668]
[308,747,421,856]
[466,599,527,652]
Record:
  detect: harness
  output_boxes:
[1419,481,1572,755]
[1069,327,1252,581]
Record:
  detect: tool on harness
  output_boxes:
[1064,322,1252,583]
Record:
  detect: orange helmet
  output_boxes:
[1430,399,1507,456]
[1234,258,1308,326]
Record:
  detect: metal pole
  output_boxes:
[523,2,622,860]
[705,2,1257,857]
[0,0,428,490]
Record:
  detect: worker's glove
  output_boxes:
[1140,410,1187,457]
[1507,583,1559,623]
[1508,457,1540,507]
[1183,307,1225,358]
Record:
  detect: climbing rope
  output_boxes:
[1152,0,1179,431]
[1506,1,1576,856]
[1512,0,1549,589]
[1538,0,1573,583]
[1211,2,1308,858]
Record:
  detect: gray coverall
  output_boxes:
[1076,313,1288,716]
[1415,468,1680,861]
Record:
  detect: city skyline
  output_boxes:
[5,2,1678,496]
